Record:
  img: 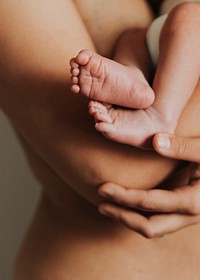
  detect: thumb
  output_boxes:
[153,133,200,163]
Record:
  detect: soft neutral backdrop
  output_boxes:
[0,111,40,280]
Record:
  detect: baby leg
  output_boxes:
[152,2,200,124]
[70,29,155,109]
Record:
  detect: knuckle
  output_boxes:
[142,225,156,239]
[118,210,161,239]
[139,192,154,211]
[188,192,200,215]
[140,201,153,211]
[111,188,126,205]
[118,210,137,231]
[173,137,190,158]
[118,209,130,224]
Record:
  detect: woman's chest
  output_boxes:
[74,0,154,56]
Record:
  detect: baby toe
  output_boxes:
[71,76,79,85]
[88,100,107,112]
[93,111,113,123]
[76,50,94,66]
[69,58,79,68]
[71,84,80,94]
[71,67,80,76]
[95,122,116,134]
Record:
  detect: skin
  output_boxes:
[70,2,200,149]
[98,134,200,237]
[70,49,154,109]
[0,0,199,279]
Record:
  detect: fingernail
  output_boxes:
[157,135,171,149]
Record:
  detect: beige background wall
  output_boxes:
[0,111,39,280]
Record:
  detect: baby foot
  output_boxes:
[89,100,177,149]
[70,50,155,109]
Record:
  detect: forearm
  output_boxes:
[0,0,179,206]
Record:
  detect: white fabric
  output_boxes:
[146,14,168,66]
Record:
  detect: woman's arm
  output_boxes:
[0,0,176,204]
[0,0,198,206]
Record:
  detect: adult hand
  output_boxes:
[98,133,200,238]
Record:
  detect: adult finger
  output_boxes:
[153,134,200,163]
[98,182,200,215]
[98,202,200,238]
